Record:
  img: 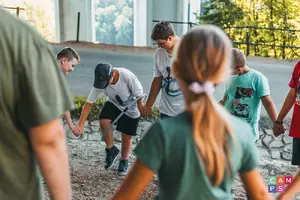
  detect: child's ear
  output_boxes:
[61,57,67,64]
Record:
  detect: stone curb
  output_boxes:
[63,120,293,162]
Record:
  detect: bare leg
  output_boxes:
[99,119,114,149]
[121,133,132,160]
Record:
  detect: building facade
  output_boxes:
[56,0,202,46]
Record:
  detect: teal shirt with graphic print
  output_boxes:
[134,112,259,200]
[224,68,270,141]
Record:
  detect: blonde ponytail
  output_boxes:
[172,25,234,186]
[191,94,234,186]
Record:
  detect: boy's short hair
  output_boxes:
[56,47,80,63]
[151,21,175,41]
[232,48,246,68]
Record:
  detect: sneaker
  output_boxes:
[105,146,120,170]
[118,159,129,176]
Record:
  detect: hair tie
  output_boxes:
[188,82,215,95]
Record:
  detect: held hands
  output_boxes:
[72,125,84,137]
[139,104,153,117]
[272,122,285,137]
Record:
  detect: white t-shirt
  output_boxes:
[154,48,184,116]
[86,68,143,118]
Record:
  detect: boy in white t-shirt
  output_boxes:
[144,21,184,118]
[73,63,146,176]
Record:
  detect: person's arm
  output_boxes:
[240,169,272,200]
[256,74,277,122]
[30,119,71,200]
[77,102,93,129]
[273,88,296,136]
[72,103,94,136]
[137,98,146,114]
[277,172,300,200]
[261,95,277,122]
[146,50,163,109]
[146,76,162,108]
[111,159,155,200]
[17,36,74,199]
[63,111,75,130]
[277,88,296,122]
[219,95,227,105]
[73,87,102,135]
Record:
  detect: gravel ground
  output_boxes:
[44,141,157,200]
[43,140,300,200]
[43,116,300,200]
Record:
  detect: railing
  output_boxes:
[152,20,198,31]
[151,20,300,59]
[223,26,300,59]
[152,20,198,46]
[1,6,25,18]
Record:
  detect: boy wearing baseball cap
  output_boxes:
[219,48,277,141]
[73,63,146,176]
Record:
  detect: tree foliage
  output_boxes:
[198,0,244,28]
[198,0,300,59]
[0,0,56,42]
[95,0,134,46]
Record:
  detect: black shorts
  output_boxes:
[99,101,139,136]
[292,138,300,166]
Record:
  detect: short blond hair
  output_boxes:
[56,46,80,63]
[232,48,246,68]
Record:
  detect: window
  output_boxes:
[94,0,134,46]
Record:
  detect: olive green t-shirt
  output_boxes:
[134,112,259,200]
[0,9,74,199]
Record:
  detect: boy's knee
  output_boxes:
[121,133,132,140]
[99,119,110,128]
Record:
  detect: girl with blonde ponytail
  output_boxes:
[112,25,272,200]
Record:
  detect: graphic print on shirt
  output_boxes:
[161,66,182,97]
[231,87,254,119]
[296,77,300,105]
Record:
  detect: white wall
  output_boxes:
[133,0,147,46]
[57,0,93,42]
[54,0,60,42]
[190,0,201,23]
[146,0,190,45]
[56,0,193,45]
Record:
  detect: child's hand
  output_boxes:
[72,125,84,137]
[139,105,152,117]
[273,123,285,137]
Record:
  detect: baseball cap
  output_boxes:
[232,48,246,68]
[93,63,114,89]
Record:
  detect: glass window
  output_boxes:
[94,0,134,46]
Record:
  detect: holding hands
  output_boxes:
[272,121,285,137]
[72,125,84,137]
[140,106,153,117]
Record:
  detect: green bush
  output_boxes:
[70,95,160,121]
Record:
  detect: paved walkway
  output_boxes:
[52,45,297,117]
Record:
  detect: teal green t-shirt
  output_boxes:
[224,69,270,141]
[134,112,259,200]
